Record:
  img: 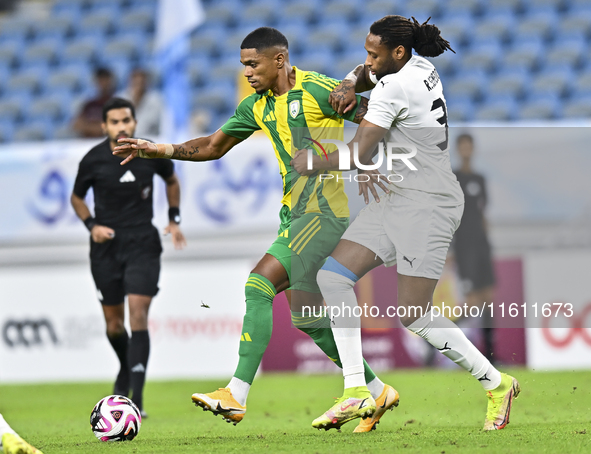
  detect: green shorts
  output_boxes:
[266,205,349,293]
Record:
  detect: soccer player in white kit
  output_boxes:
[291,15,520,432]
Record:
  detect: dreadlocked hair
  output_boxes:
[369,15,455,58]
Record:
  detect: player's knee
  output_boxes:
[106,319,125,337]
[317,257,359,294]
[244,273,277,304]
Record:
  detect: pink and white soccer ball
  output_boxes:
[90,395,142,442]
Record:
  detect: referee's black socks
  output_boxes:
[108,330,130,396]
[129,330,150,412]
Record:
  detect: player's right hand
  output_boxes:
[329,79,358,116]
[113,138,157,165]
[358,169,389,204]
[91,225,115,243]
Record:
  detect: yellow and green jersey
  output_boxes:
[220,67,361,219]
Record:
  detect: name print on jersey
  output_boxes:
[423,69,440,92]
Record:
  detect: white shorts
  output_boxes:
[342,193,464,279]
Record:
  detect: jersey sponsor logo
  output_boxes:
[437,342,451,352]
[289,100,300,119]
[119,170,136,183]
[2,319,59,348]
[264,111,277,122]
[380,80,389,88]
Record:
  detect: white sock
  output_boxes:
[227,377,250,406]
[0,413,17,442]
[367,376,386,400]
[317,269,366,390]
[407,309,501,391]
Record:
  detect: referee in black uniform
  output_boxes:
[71,98,186,416]
[452,133,496,361]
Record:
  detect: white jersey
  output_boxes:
[364,55,464,207]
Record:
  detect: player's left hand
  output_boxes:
[358,169,389,204]
[163,222,187,250]
[291,149,315,176]
[329,80,357,116]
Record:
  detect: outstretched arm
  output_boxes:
[113,129,243,165]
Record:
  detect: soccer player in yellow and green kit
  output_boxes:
[114,27,398,432]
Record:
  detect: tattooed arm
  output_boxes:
[329,64,377,116]
[113,129,243,165]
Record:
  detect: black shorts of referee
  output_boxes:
[90,225,162,305]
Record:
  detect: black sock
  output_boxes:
[129,330,150,411]
[108,330,130,396]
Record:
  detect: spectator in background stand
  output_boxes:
[119,68,163,138]
[73,67,116,138]
[452,133,496,363]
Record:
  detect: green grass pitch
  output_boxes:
[1,368,590,453]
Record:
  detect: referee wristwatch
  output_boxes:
[168,207,181,224]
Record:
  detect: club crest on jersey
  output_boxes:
[289,100,300,119]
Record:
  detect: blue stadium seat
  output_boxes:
[0,119,15,143]
[43,63,91,94]
[562,94,591,118]
[0,16,32,42]
[437,14,476,50]
[488,68,530,98]
[76,11,114,36]
[518,93,562,120]
[0,92,32,122]
[321,0,361,23]
[363,0,399,19]
[546,36,587,68]
[193,80,236,114]
[444,0,481,16]
[191,23,227,57]
[296,52,337,78]
[274,20,312,55]
[239,1,278,27]
[558,9,591,37]
[19,39,62,66]
[571,69,591,97]
[27,96,68,122]
[101,33,147,61]
[187,55,212,87]
[31,17,73,42]
[502,37,544,71]
[202,0,239,27]
[210,55,241,84]
[445,70,489,101]
[0,38,26,67]
[512,10,557,41]
[446,95,475,123]
[531,67,575,97]
[473,11,517,43]
[13,119,54,142]
[51,1,84,22]
[484,0,522,15]
[459,42,503,73]
[304,19,349,53]
[523,0,562,15]
[87,0,123,16]
[118,8,155,34]
[474,95,518,121]
[59,37,102,64]
[282,0,320,24]
[4,67,46,96]
[332,47,368,78]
